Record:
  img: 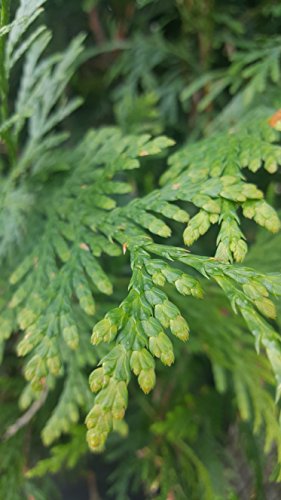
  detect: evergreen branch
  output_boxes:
[1,2,281,494]
[0,0,16,164]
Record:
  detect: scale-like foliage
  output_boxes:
[1,1,281,497]
[181,36,281,112]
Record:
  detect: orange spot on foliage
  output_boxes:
[79,242,90,251]
[268,109,281,128]
[122,242,128,254]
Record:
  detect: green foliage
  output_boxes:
[181,36,281,110]
[1,0,281,498]
[26,425,88,478]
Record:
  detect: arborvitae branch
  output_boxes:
[0,0,16,164]
[1,2,281,494]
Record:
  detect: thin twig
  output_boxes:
[87,470,101,500]
[2,387,48,441]
[89,7,106,44]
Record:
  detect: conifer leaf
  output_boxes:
[1,1,281,492]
